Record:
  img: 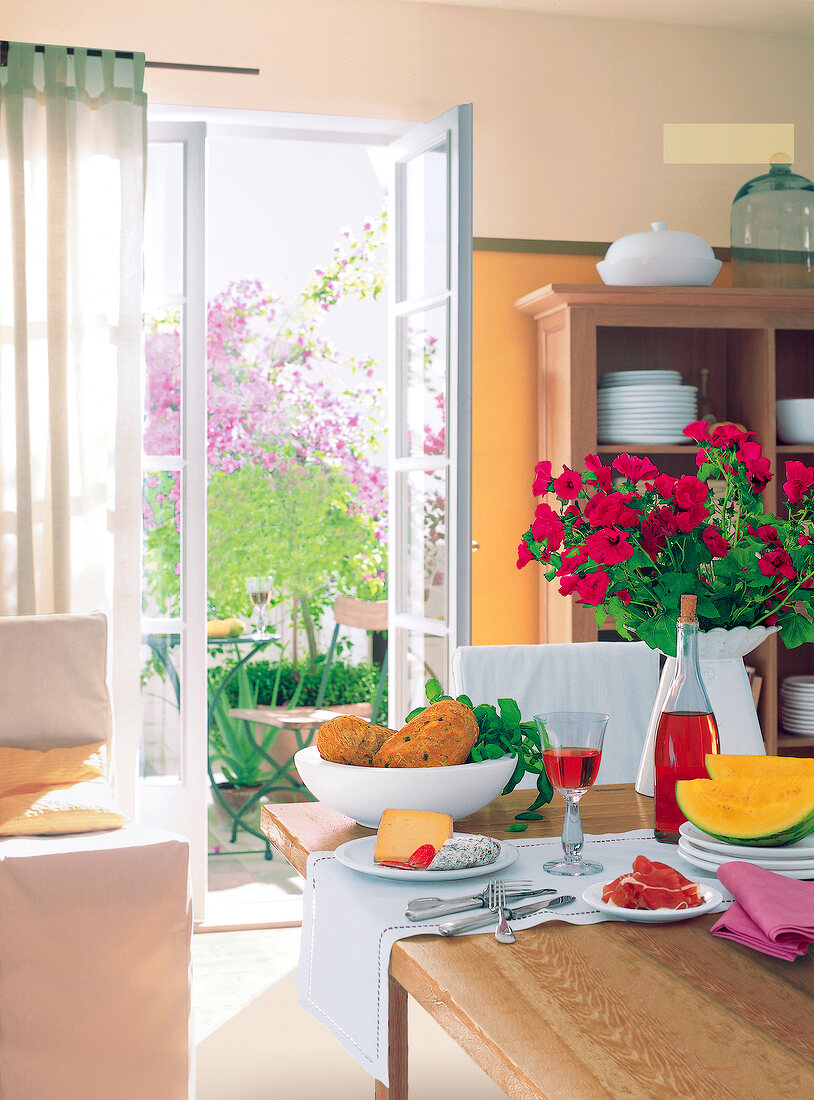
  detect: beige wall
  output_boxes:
[8,0,814,245]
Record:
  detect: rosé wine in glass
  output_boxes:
[535,711,609,876]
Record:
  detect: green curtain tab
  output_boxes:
[0,42,146,104]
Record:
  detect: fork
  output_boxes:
[489,880,516,944]
[408,880,534,911]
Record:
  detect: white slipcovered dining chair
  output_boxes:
[0,613,193,1100]
[451,641,660,786]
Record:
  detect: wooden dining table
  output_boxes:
[261,785,814,1100]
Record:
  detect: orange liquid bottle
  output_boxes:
[654,595,720,843]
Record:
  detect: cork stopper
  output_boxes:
[679,594,698,623]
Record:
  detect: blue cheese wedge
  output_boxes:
[428,835,501,871]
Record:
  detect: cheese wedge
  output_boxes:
[374,808,453,864]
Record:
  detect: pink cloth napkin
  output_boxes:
[711,861,814,961]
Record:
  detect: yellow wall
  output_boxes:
[472,249,602,644]
[472,248,733,646]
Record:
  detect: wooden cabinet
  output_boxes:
[516,285,814,757]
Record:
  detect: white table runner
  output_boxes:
[297,829,732,1086]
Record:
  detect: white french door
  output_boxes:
[139,121,208,915]
[387,105,473,724]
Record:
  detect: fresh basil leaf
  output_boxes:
[506,822,528,833]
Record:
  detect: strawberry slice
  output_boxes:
[408,844,437,869]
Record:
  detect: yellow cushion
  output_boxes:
[0,742,125,835]
[0,741,108,797]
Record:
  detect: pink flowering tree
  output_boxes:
[143,215,389,659]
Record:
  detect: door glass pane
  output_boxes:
[403,140,449,300]
[140,634,181,779]
[403,306,448,458]
[403,468,447,621]
[142,470,181,615]
[406,630,448,713]
[144,311,182,457]
[144,142,184,302]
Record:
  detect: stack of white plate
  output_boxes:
[597,370,697,444]
[678,821,814,880]
[780,675,814,737]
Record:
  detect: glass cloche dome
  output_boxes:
[730,153,814,288]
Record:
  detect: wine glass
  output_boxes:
[246,576,273,637]
[534,711,609,876]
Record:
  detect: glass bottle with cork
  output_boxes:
[654,594,720,842]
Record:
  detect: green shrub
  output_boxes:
[208,657,387,713]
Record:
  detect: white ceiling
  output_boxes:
[401,0,814,36]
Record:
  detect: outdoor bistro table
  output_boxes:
[261,785,814,1100]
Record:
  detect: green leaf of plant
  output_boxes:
[506,822,529,833]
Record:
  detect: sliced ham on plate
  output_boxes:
[602,854,703,910]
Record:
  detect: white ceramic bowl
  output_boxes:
[776,398,814,444]
[294,745,517,828]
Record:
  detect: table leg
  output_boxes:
[374,975,408,1100]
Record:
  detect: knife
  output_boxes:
[405,886,557,922]
[436,894,575,937]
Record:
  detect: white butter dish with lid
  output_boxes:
[597,221,722,286]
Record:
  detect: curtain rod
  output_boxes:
[0,42,259,75]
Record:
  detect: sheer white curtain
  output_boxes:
[0,43,145,813]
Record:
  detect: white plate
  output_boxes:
[600,374,683,386]
[598,418,695,427]
[598,385,697,395]
[581,880,723,922]
[677,842,814,880]
[782,676,814,688]
[677,837,814,873]
[679,821,814,858]
[598,433,691,444]
[333,834,519,881]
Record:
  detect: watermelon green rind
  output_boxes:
[705,754,814,781]
[675,777,814,847]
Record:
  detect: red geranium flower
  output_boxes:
[516,541,536,569]
[577,571,610,606]
[784,460,814,505]
[673,475,709,510]
[531,504,565,552]
[758,548,797,580]
[584,454,613,493]
[584,527,634,565]
[710,423,752,447]
[584,491,642,529]
[683,421,711,443]
[748,523,781,548]
[558,574,583,597]
[702,526,729,558]
[652,474,677,499]
[552,469,583,500]
[532,460,553,496]
[675,504,710,533]
[612,453,659,484]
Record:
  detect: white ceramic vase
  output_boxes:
[635,624,780,797]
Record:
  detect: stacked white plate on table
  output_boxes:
[598,369,697,445]
[780,675,814,737]
[678,821,814,880]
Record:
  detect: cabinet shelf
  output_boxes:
[516,284,814,759]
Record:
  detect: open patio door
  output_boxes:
[387,105,473,723]
[139,121,209,916]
